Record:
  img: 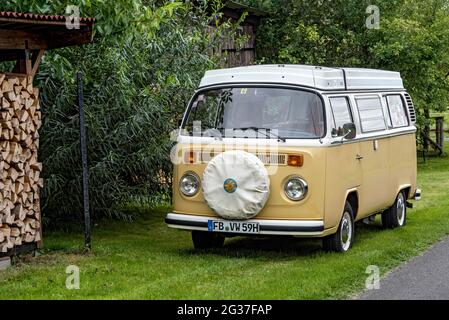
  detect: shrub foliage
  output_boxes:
[0,0,236,226]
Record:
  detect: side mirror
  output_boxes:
[342,123,356,140]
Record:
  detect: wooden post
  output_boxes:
[423,107,430,153]
[77,71,91,250]
[436,116,444,152]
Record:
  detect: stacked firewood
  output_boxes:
[0,74,42,253]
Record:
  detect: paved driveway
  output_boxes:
[358,236,449,300]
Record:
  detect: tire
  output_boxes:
[191,231,225,249]
[323,201,355,252]
[381,191,407,229]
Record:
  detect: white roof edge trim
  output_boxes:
[199,64,405,91]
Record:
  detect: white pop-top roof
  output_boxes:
[199,64,404,91]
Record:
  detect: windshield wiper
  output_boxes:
[233,127,286,142]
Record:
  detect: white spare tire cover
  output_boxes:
[202,150,270,220]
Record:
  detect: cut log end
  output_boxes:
[0,74,42,252]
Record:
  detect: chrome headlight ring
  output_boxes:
[284,176,308,201]
[179,171,200,197]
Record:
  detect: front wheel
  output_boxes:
[323,201,355,252]
[192,231,225,249]
[381,191,407,229]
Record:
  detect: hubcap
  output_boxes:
[397,193,405,225]
[340,211,352,251]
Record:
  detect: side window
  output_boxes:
[356,96,386,132]
[329,97,353,135]
[382,97,393,128]
[385,95,409,128]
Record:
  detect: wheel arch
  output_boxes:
[345,189,359,220]
[396,184,412,202]
[395,184,412,200]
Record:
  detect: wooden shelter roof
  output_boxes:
[220,1,268,25]
[0,11,95,53]
[0,11,95,76]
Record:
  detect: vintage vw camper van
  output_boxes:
[166,65,421,252]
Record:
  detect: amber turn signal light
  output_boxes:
[287,154,304,167]
[184,151,196,164]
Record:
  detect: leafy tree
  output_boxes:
[0,0,236,227]
[245,0,449,135]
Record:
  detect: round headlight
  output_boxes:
[284,176,308,201]
[179,172,200,197]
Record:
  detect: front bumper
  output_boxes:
[165,213,325,236]
[414,188,422,201]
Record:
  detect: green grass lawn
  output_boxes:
[1,149,449,299]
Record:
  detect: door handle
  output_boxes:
[356,154,364,161]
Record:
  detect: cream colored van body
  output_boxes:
[166,65,419,251]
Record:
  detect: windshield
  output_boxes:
[182,87,325,139]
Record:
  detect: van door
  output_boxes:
[325,96,362,228]
[326,141,362,212]
[359,138,391,214]
[355,95,391,217]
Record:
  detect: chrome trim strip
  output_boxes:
[323,89,406,94]
[330,128,416,145]
[165,213,324,236]
[176,128,416,149]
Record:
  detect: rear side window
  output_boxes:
[355,96,386,132]
[329,97,353,131]
[385,95,409,128]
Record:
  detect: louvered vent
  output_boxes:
[255,153,287,166]
[199,151,287,166]
[404,93,416,124]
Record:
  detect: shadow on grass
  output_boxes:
[354,220,390,243]
[175,220,389,261]
[37,246,94,257]
[178,236,323,261]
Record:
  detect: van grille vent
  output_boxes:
[199,151,287,166]
[404,93,416,124]
[256,153,287,165]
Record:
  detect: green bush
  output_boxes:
[0,0,236,227]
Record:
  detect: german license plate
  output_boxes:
[208,220,260,234]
